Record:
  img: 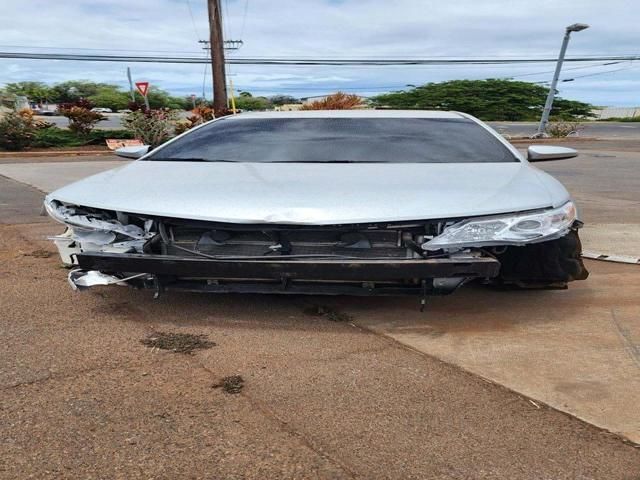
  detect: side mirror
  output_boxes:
[115,145,150,159]
[527,145,578,162]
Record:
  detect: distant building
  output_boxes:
[592,107,639,119]
[14,95,29,111]
[275,103,303,111]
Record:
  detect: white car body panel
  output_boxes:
[47,160,569,225]
[45,110,572,225]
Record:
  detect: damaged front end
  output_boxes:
[44,199,588,296]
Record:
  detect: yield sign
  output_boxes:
[135,82,149,96]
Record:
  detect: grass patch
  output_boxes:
[22,249,53,258]
[212,375,244,394]
[140,331,216,354]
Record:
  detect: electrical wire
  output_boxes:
[1,44,637,58]
[221,0,232,46]
[3,51,640,65]
[184,0,202,42]
[233,85,411,92]
[239,0,249,39]
[563,63,638,81]
[507,61,624,79]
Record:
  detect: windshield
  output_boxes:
[147,117,517,163]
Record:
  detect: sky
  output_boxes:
[1,0,639,106]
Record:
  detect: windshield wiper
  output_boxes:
[268,160,369,163]
[149,158,238,162]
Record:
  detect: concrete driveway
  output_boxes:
[0,140,639,450]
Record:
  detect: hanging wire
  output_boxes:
[239,0,249,39]
[184,0,202,42]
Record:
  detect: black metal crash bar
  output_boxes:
[75,252,500,282]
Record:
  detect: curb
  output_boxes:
[582,251,640,265]
[0,150,111,158]
[508,137,599,143]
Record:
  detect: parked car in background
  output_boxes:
[44,110,588,300]
[32,106,57,116]
[91,107,113,113]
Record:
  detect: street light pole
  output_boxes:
[535,23,589,137]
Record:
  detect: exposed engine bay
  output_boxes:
[45,200,588,297]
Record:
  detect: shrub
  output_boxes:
[122,109,178,147]
[58,99,106,135]
[87,129,135,144]
[32,127,79,147]
[300,92,364,110]
[174,105,215,135]
[0,110,38,150]
[32,127,134,148]
[545,121,584,138]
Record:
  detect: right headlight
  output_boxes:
[422,201,577,251]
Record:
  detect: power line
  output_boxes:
[239,0,249,39]
[221,0,231,47]
[2,51,640,65]
[235,85,409,92]
[508,61,624,79]
[2,44,639,60]
[3,44,640,59]
[184,0,202,41]
[563,63,638,81]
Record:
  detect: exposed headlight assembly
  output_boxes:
[44,198,151,239]
[44,198,155,265]
[422,201,577,251]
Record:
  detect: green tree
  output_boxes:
[371,79,593,121]
[235,94,271,111]
[2,82,53,103]
[51,81,110,103]
[269,94,300,106]
[551,98,594,120]
[4,79,193,111]
[88,85,131,111]
[136,87,188,110]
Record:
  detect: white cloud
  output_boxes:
[1,0,639,105]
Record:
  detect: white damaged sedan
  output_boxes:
[44,110,588,298]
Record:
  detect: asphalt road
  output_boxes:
[36,112,186,130]
[489,121,640,139]
[35,113,640,139]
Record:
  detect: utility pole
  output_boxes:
[206,0,227,114]
[199,39,242,102]
[535,23,589,137]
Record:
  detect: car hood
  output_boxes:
[46,160,570,225]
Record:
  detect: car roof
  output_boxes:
[229,110,468,119]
